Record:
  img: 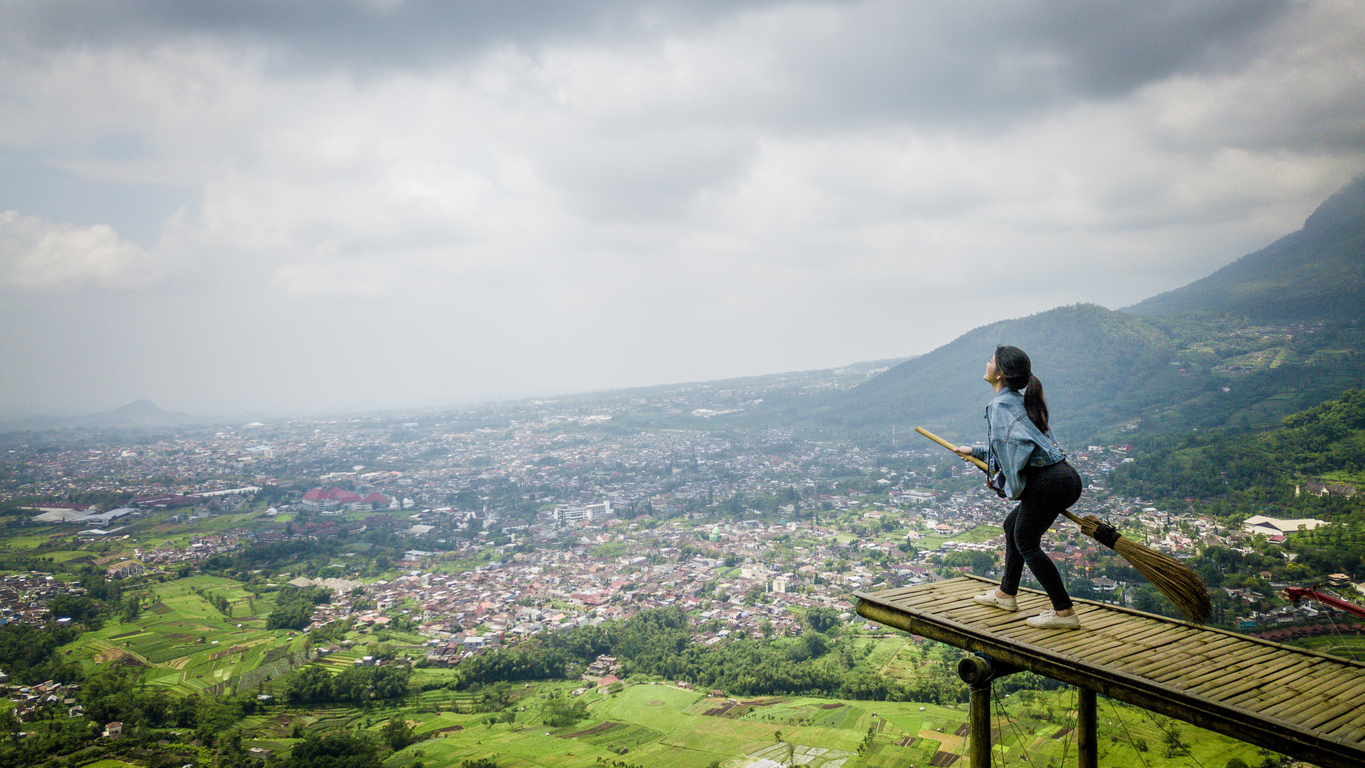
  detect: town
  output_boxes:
[1,385,1351,667]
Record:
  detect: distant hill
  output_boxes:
[1125,176,1365,321]
[85,399,195,428]
[0,399,199,435]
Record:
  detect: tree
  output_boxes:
[284,731,382,768]
[1162,722,1186,758]
[543,698,588,728]
[383,715,417,751]
[805,606,841,634]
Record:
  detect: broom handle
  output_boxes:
[914,426,1082,526]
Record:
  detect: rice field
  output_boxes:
[354,678,1268,768]
[67,574,303,696]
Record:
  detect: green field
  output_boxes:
[67,574,301,696]
[347,678,1264,768]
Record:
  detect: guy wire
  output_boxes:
[991,686,1036,768]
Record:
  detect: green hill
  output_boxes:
[1110,388,1365,507]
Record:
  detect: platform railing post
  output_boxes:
[1077,685,1097,768]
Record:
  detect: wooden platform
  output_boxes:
[855,575,1365,768]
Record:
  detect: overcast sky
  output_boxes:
[2,0,1362,419]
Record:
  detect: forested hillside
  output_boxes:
[1126,176,1365,321]
[1110,388,1365,515]
[806,303,1184,445]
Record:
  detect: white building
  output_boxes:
[553,501,613,524]
[1243,515,1327,538]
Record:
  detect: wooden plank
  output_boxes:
[1087,643,1150,666]
[1043,633,1133,660]
[1180,651,1299,691]
[875,585,922,599]
[904,590,983,612]
[1126,633,1244,677]
[1069,611,1134,632]
[1182,640,1292,674]
[1230,682,1318,717]
[897,590,967,611]
[1193,655,1320,700]
[1307,701,1365,734]
[1325,721,1365,744]
[1276,674,1365,723]
[1148,638,1258,685]
[1224,659,1347,710]
[1120,646,1206,680]
[1098,623,1195,656]
[1264,668,1365,720]
[1176,663,1266,694]
[974,611,1043,630]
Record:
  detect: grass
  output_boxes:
[1293,634,1365,661]
[952,524,1003,544]
[407,684,1268,768]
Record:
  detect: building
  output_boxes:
[106,560,145,580]
[552,501,612,524]
[1243,515,1327,538]
[302,487,390,513]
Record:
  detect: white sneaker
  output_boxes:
[972,590,1017,612]
[1025,610,1080,629]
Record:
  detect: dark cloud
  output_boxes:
[1017,0,1291,95]
[3,0,784,70]
[765,0,1294,131]
[5,1,1291,103]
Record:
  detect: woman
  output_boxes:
[954,345,1083,629]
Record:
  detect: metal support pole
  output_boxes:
[1077,686,1097,768]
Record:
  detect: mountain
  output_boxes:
[1125,176,1365,321]
[792,178,1365,447]
[85,399,195,428]
[809,303,1192,446]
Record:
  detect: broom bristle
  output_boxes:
[1112,537,1211,624]
[1073,514,1211,624]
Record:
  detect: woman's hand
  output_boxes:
[953,445,974,459]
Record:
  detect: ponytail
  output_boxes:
[994,345,1050,432]
[1023,374,1049,433]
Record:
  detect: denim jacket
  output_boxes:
[969,388,1067,500]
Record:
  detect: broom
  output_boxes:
[915,426,1211,624]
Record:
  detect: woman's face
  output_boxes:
[984,354,1002,385]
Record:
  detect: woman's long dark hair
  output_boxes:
[995,345,1049,432]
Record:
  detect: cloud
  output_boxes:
[0,210,166,290]
[0,0,1362,416]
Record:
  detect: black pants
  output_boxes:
[1000,460,1083,611]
